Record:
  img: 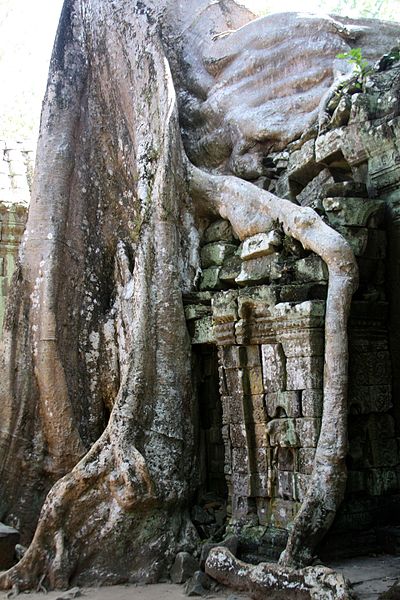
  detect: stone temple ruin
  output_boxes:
[186,53,400,562]
[0,141,32,331]
[0,0,400,599]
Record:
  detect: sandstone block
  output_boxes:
[280,329,324,358]
[219,254,241,283]
[245,394,268,424]
[315,127,345,163]
[237,285,278,319]
[252,472,272,496]
[261,343,286,393]
[267,418,320,448]
[286,356,323,390]
[256,497,269,526]
[335,225,369,256]
[287,139,320,184]
[202,219,235,244]
[224,367,264,397]
[200,536,238,570]
[190,316,215,345]
[170,552,199,584]
[266,390,301,418]
[235,253,283,285]
[295,418,321,448]
[230,424,247,448]
[292,255,328,283]
[185,571,213,597]
[211,290,238,323]
[276,447,295,471]
[184,304,211,321]
[269,498,301,529]
[200,242,237,268]
[330,94,351,128]
[276,470,295,499]
[232,447,248,473]
[267,418,299,448]
[323,197,385,228]
[240,230,282,261]
[199,266,222,291]
[232,472,251,496]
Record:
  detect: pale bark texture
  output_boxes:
[0,0,377,591]
[205,548,355,600]
[0,0,199,588]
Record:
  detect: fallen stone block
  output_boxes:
[170,552,199,584]
[185,570,213,597]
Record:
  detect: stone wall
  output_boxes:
[0,140,33,330]
[185,56,400,560]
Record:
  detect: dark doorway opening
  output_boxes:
[191,345,228,540]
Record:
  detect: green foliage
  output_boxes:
[336,48,372,81]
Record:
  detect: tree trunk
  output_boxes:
[0,0,199,588]
[0,0,359,590]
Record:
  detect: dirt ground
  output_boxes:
[0,583,251,600]
[1,555,400,600]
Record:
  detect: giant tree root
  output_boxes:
[205,547,356,600]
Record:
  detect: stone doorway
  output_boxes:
[191,345,228,540]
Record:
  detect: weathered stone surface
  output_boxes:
[330,94,352,129]
[0,523,19,570]
[268,418,320,448]
[200,266,222,291]
[261,343,286,393]
[336,226,369,256]
[224,367,264,397]
[286,356,324,390]
[201,242,237,268]
[240,231,282,260]
[184,304,211,321]
[292,255,328,283]
[185,571,213,597]
[297,448,316,475]
[202,219,236,244]
[237,286,278,319]
[296,168,335,211]
[287,139,320,185]
[219,255,241,283]
[266,391,302,419]
[315,128,346,163]
[280,330,324,358]
[235,253,283,285]
[212,291,238,324]
[190,316,215,345]
[170,552,199,584]
[323,197,385,228]
[200,536,238,570]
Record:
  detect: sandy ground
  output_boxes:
[0,583,251,600]
[1,555,400,600]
